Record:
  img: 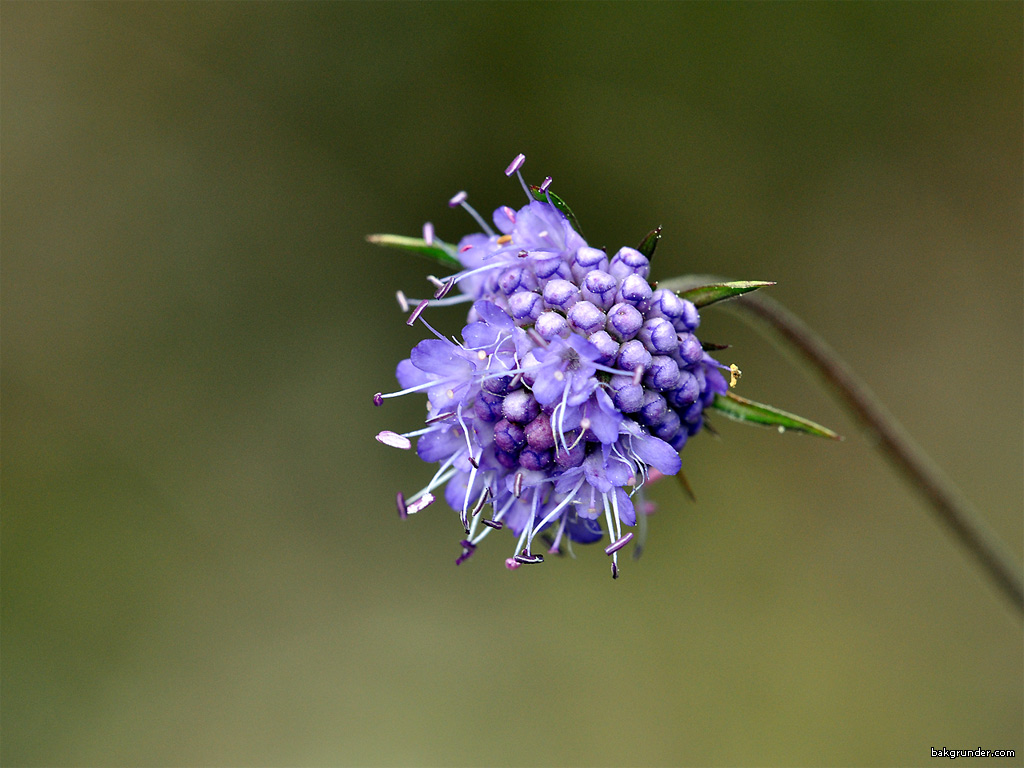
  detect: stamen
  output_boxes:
[396,492,408,520]
[406,493,435,515]
[375,431,412,450]
[434,277,456,299]
[632,365,644,386]
[425,411,456,425]
[611,562,619,579]
[448,190,468,207]
[729,363,742,388]
[513,472,524,498]
[395,291,409,312]
[500,205,516,225]
[471,488,492,517]
[426,275,445,289]
[604,532,634,555]
[448,191,495,236]
[549,511,569,554]
[539,176,553,193]
[423,221,434,245]
[482,519,504,529]
[455,539,476,566]
[517,250,529,258]
[514,551,544,565]
[496,234,513,245]
[407,299,429,326]
[373,392,384,407]
[504,153,526,176]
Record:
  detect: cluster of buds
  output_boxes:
[374,155,735,577]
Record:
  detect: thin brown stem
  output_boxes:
[662,276,1024,616]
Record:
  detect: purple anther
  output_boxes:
[396,492,408,520]
[611,562,619,579]
[406,493,435,515]
[471,489,491,517]
[375,430,412,450]
[581,270,618,310]
[373,392,384,407]
[605,302,643,342]
[406,299,429,326]
[539,176,553,192]
[395,291,409,312]
[483,519,504,530]
[513,472,524,498]
[468,454,479,469]
[426,410,456,425]
[542,279,579,311]
[517,249,529,258]
[422,221,434,245]
[605,532,634,556]
[448,190,468,207]
[514,551,544,565]
[455,540,476,566]
[434,277,455,299]
[567,300,606,336]
[505,153,526,176]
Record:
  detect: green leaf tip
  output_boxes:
[637,227,662,259]
[366,233,461,270]
[710,392,842,440]
[529,185,582,236]
[677,281,776,308]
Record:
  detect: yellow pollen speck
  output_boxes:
[554,371,564,381]
[497,234,513,244]
[477,350,487,360]
[729,364,742,388]
[447,389,455,399]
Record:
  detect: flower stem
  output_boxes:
[662,276,1024,615]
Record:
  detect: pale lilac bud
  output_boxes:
[639,390,668,426]
[678,299,700,331]
[534,255,571,284]
[508,291,543,326]
[587,330,620,363]
[535,311,570,340]
[567,300,606,335]
[502,389,540,423]
[609,247,650,280]
[572,246,608,281]
[638,317,679,355]
[582,270,618,310]
[652,409,682,442]
[606,303,643,342]
[616,273,652,308]
[617,339,652,374]
[499,267,538,296]
[542,279,579,311]
[647,289,686,324]
[643,355,681,391]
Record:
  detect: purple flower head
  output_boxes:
[374,155,735,578]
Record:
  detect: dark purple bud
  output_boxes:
[605,303,643,342]
[639,390,668,426]
[587,330,619,364]
[571,246,608,281]
[474,389,505,422]
[494,418,526,452]
[686,415,704,436]
[482,373,515,397]
[581,270,617,310]
[542,279,579,311]
[616,273,653,308]
[535,311,569,340]
[519,446,554,471]
[617,340,652,375]
[502,389,541,423]
[652,409,681,441]
[499,267,538,296]
[683,400,704,424]
[668,371,700,408]
[677,333,704,365]
[495,448,521,470]
[508,290,543,326]
[610,374,644,413]
[609,246,650,280]
[567,301,606,335]
[637,318,678,356]
[555,437,586,468]
[644,355,681,391]
[669,430,688,450]
[525,413,556,450]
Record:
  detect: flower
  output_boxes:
[374,155,731,577]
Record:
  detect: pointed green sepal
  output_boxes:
[710,392,841,440]
[366,234,461,271]
[637,226,662,259]
[676,281,776,308]
[529,185,582,235]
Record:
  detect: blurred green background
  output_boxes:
[3,3,1021,766]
